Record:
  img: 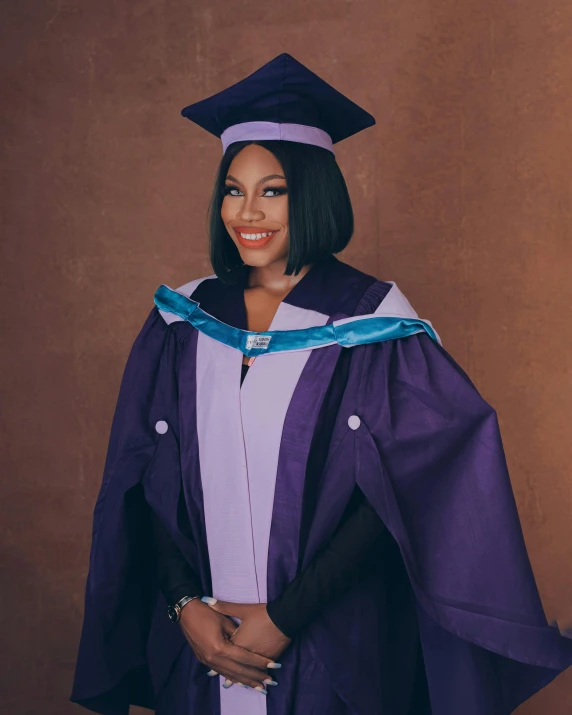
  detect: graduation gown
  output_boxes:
[70,255,572,715]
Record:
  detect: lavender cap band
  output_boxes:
[220,121,335,155]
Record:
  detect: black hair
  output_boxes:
[206,140,354,285]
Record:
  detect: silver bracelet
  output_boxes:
[167,594,200,623]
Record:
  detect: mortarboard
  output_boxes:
[180,53,375,156]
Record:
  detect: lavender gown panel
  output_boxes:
[195,300,330,715]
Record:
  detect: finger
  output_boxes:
[217,657,269,682]
[224,640,282,671]
[213,644,272,683]
[201,596,220,608]
[222,677,267,694]
[201,597,231,615]
[211,660,269,692]
[201,597,248,621]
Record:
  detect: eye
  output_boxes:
[223,185,243,197]
[262,186,288,197]
[223,184,288,198]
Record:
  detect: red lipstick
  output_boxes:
[234,227,280,249]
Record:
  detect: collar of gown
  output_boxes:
[153,255,442,357]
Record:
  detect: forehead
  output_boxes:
[226,144,284,177]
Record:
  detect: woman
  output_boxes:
[71,53,572,715]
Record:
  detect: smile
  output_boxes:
[234,227,280,249]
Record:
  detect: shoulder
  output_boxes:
[340,261,418,321]
[305,256,391,316]
[174,273,218,299]
[152,273,219,328]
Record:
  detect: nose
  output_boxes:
[235,194,265,222]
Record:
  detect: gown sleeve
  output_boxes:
[355,330,572,713]
[266,485,388,638]
[70,307,187,715]
[150,507,202,604]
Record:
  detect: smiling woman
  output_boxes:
[70,52,572,715]
[208,138,354,284]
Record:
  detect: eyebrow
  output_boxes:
[225,173,286,186]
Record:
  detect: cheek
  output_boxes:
[277,198,288,227]
[267,228,290,260]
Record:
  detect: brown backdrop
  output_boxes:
[1,1,571,713]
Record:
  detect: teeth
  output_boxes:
[239,230,277,240]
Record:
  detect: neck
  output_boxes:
[246,258,312,296]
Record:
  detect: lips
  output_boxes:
[234,227,280,249]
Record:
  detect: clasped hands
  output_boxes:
[179,597,292,695]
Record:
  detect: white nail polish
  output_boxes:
[201,596,218,605]
[254,686,268,694]
[263,678,278,686]
[267,662,281,668]
[207,669,218,676]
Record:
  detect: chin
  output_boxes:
[239,252,276,268]
[234,244,288,269]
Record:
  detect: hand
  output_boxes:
[201,597,292,687]
[178,598,273,691]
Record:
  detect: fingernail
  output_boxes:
[263,678,278,686]
[239,683,250,688]
[207,669,218,676]
[254,686,268,694]
[223,678,233,688]
[201,596,218,605]
[267,661,281,668]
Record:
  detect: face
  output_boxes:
[221,144,289,269]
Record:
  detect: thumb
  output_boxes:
[221,616,239,640]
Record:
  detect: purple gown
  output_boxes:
[70,256,572,715]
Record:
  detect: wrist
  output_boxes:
[167,594,201,623]
[179,596,204,622]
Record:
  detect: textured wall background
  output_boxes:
[1,1,571,713]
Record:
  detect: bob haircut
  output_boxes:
[207,139,354,285]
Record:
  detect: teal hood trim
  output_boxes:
[153,284,440,357]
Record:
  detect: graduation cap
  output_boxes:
[181,53,375,156]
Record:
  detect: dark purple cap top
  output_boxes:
[180,53,376,154]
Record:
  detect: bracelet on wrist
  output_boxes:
[167,594,201,623]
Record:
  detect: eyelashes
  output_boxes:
[223,185,288,197]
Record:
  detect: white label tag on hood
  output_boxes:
[245,334,272,350]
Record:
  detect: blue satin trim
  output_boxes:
[154,284,439,357]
